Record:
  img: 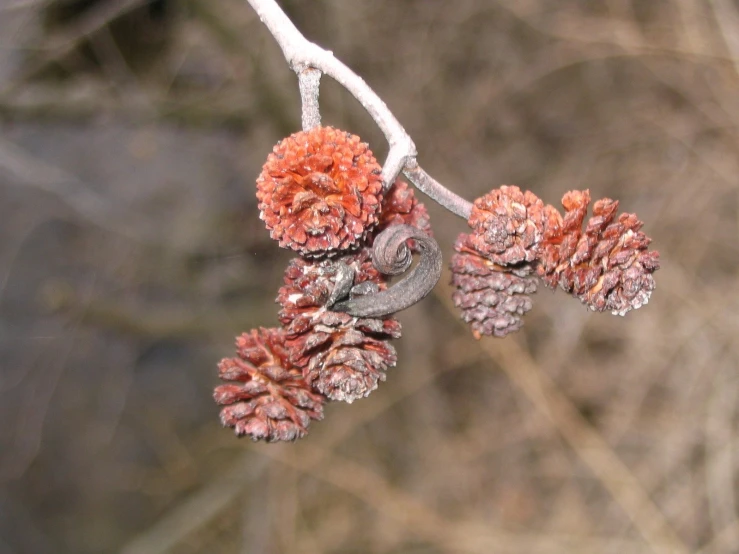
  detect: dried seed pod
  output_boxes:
[451,234,538,339]
[450,185,544,338]
[537,190,660,315]
[214,328,325,442]
[256,126,383,257]
[376,179,433,240]
[297,313,401,403]
[277,248,385,331]
[466,185,546,267]
[277,251,401,403]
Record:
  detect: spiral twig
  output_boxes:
[333,225,442,318]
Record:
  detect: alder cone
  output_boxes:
[466,185,546,268]
[451,234,538,339]
[537,190,660,315]
[293,311,401,403]
[214,328,325,442]
[256,126,383,257]
[376,179,433,240]
[277,252,401,403]
[277,249,385,331]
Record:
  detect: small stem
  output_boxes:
[403,160,472,220]
[381,146,410,193]
[333,225,442,318]
[298,68,322,130]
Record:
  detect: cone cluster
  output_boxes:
[218,125,660,439]
[217,128,431,442]
[451,186,660,338]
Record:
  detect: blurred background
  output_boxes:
[0,1,737,552]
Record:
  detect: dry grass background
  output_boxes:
[0,1,738,553]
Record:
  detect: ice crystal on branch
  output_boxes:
[256,126,383,257]
[214,328,325,442]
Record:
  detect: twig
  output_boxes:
[403,159,472,219]
[120,456,271,554]
[0,138,156,240]
[709,0,739,76]
[298,68,322,131]
[245,0,473,218]
[258,443,652,553]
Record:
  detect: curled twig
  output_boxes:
[333,225,442,318]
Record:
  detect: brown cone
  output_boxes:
[292,312,401,403]
[451,234,538,339]
[277,251,401,403]
[376,179,433,238]
[256,126,383,257]
[214,328,325,442]
[537,190,660,315]
[277,248,385,332]
[466,185,546,268]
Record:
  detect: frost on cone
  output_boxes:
[537,190,660,315]
[277,251,401,403]
[451,234,538,339]
[214,328,325,442]
[256,126,383,257]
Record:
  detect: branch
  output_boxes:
[404,160,472,219]
[246,0,473,218]
[298,67,322,130]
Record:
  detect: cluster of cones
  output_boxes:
[215,126,660,442]
[451,186,660,339]
[215,126,431,442]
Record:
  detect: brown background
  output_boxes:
[0,1,737,552]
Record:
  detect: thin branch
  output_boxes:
[245,0,472,220]
[403,159,473,219]
[709,0,739,76]
[298,68,322,130]
[0,138,156,240]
